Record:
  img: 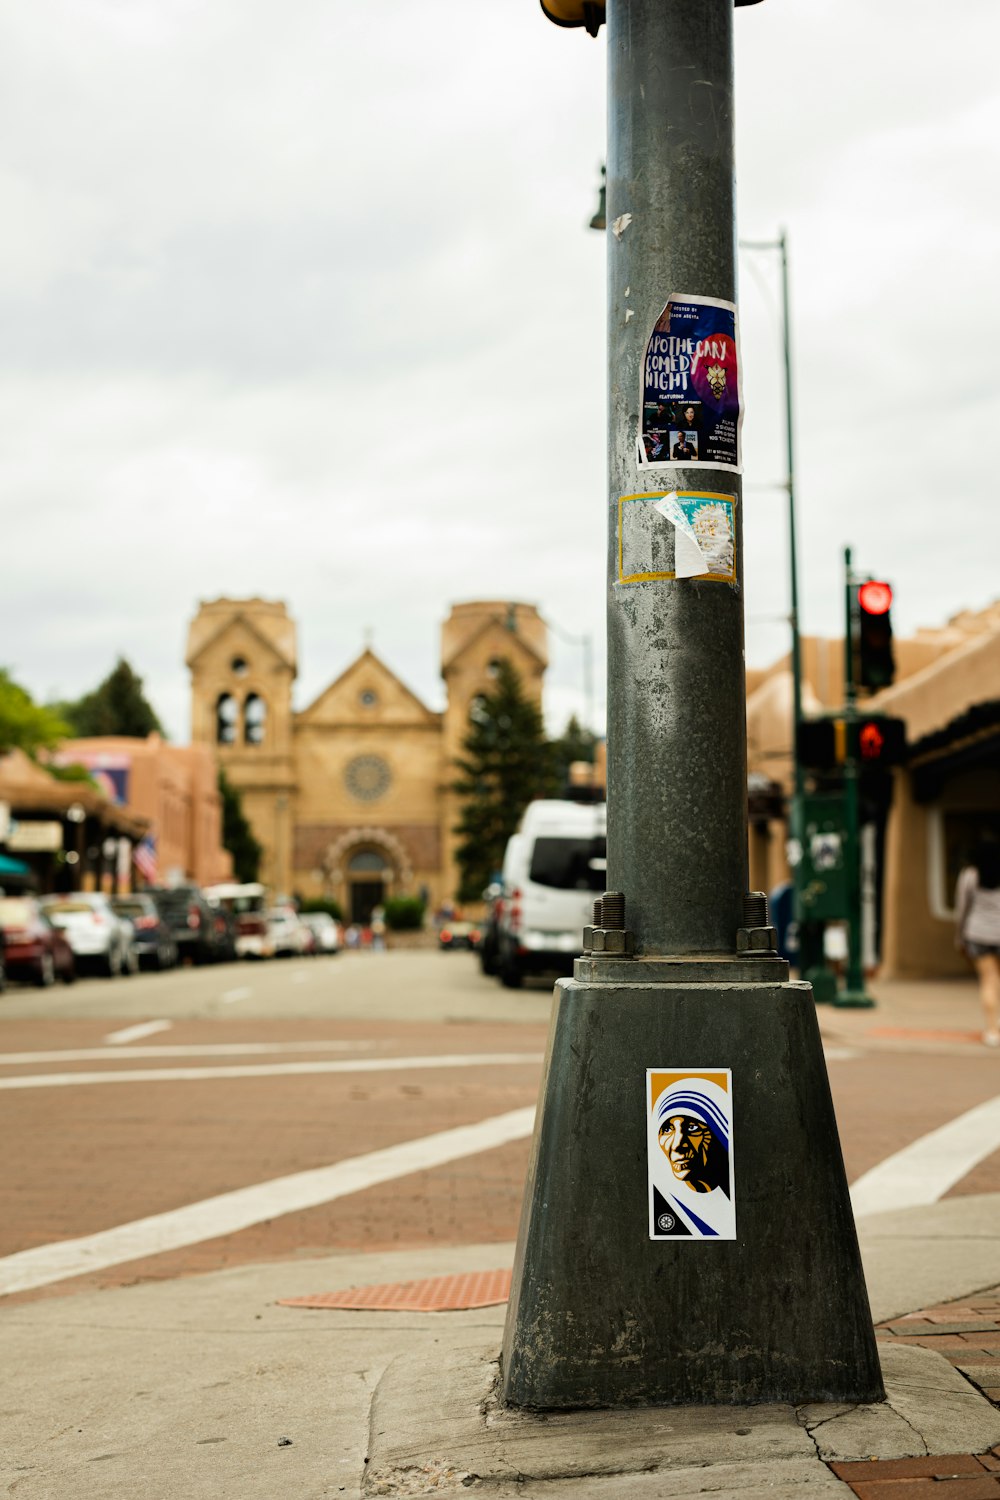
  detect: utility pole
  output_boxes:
[838,546,875,1007]
[500,0,882,1409]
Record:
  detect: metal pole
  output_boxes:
[606,0,746,954]
[500,0,882,1411]
[839,545,874,1006]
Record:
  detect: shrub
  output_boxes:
[383,896,425,931]
[300,897,343,921]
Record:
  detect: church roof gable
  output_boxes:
[441,614,546,676]
[185,611,296,674]
[297,649,439,727]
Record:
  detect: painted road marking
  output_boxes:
[851,1091,1000,1218]
[220,986,253,1004]
[102,1020,174,1046]
[0,1106,537,1296]
[0,1041,381,1066]
[0,1052,545,1091]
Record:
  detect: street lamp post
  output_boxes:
[500,0,882,1410]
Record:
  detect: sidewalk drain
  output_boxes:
[278,1268,512,1312]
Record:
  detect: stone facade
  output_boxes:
[186,598,547,918]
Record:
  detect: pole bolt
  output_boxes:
[581,891,634,957]
[601,891,626,930]
[737,891,778,955]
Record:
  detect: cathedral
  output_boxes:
[186,598,547,918]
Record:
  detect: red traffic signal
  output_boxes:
[856,578,895,691]
[854,716,906,766]
[858,580,892,616]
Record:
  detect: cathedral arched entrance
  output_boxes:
[320,827,414,926]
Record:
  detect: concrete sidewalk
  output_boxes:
[4,1196,1000,1499]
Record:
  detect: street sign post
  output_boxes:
[500,0,883,1409]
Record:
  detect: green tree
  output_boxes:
[452,659,557,902]
[218,770,263,884]
[0,669,70,756]
[57,657,164,738]
[550,713,597,792]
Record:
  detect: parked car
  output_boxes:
[147,885,234,964]
[495,799,607,989]
[438,919,481,952]
[0,896,76,987]
[40,893,136,977]
[268,906,310,957]
[204,882,273,960]
[478,880,504,975]
[110,894,178,970]
[300,912,341,955]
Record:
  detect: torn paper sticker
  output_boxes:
[638,292,742,473]
[617,491,736,585]
[652,492,736,581]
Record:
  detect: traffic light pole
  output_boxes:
[500,0,882,1410]
[838,546,875,1007]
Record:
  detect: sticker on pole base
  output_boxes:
[647,1070,736,1240]
[618,491,736,584]
[638,293,742,473]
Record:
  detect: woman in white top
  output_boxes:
[955,840,1000,1048]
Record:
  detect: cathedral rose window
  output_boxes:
[345,755,391,802]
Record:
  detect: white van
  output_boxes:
[496,799,607,988]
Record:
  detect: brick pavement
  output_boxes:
[823,1287,1000,1495]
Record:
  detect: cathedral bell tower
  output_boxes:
[186,598,298,894]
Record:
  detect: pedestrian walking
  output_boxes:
[955,839,1000,1047]
[370,904,387,952]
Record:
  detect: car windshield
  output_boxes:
[41,901,96,916]
[528,836,607,891]
[111,900,149,917]
[0,898,33,927]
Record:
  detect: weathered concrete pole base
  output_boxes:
[500,957,884,1409]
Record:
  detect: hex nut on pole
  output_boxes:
[737,891,778,954]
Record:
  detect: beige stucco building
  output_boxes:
[185,597,547,919]
[746,602,1000,979]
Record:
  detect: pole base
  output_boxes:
[834,987,877,1009]
[500,964,883,1409]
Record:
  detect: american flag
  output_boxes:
[133,834,158,884]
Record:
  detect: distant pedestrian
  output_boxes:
[955,839,1000,1047]
[370,904,386,952]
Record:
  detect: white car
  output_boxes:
[267,906,310,957]
[40,893,138,978]
[300,912,341,954]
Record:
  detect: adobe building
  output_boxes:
[52,735,232,888]
[746,602,1000,979]
[185,597,547,920]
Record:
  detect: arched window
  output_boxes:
[244,693,267,746]
[347,850,389,874]
[216,692,238,745]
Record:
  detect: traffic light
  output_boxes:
[856,579,895,691]
[853,715,906,767]
[796,717,846,770]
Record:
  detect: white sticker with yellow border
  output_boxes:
[647,1069,736,1240]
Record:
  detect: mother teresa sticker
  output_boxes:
[647,1069,736,1240]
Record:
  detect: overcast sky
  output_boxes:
[4,0,998,740]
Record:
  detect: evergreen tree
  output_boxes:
[57,657,164,738]
[218,770,263,884]
[0,670,70,756]
[452,659,557,902]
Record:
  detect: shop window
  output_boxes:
[216,693,238,745]
[244,693,267,746]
